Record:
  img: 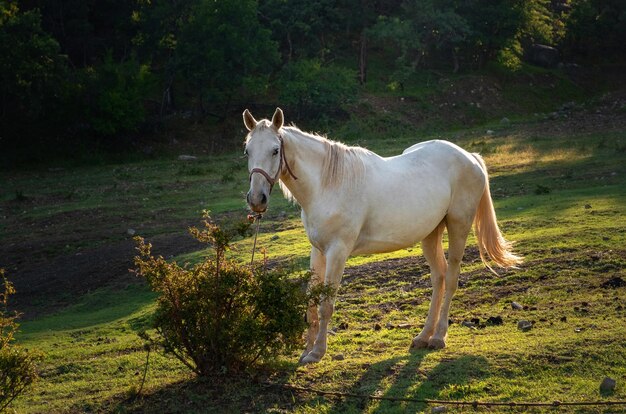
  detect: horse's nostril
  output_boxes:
[246,191,251,204]
[261,193,267,204]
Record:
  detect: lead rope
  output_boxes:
[248,213,263,269]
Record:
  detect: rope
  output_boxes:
[249,213,263,268]
[275,383,626,409]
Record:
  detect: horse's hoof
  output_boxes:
[298,350,311,364]
[428,338,446,350]
[410,338,430,350]
[300,352,323,365]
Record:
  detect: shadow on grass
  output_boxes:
[18,283,156,336]
[99,368,302,414]
[327,351,489,413]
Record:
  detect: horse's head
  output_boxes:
[243,107,285,213]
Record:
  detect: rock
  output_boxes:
[526,44,560,68]
[270,235,280,241]
[396,323,412,329]
[511,301,524,310]
[461,321,476,329]
[178,155,198,161]
[373,323,382,331]
[332,353,345,361]
[574,327,584,333]
[470,317,480,325]
[486,130,494,135]
[601,276,626,289]
[431,406,447,413]
[500,117,510,125]
[385,322,394,329]
[517,320,533,331]
[487,316,503,326]
[127,228,136,236]
[600,377,616,394]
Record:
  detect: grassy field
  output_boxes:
[3,110,626,413]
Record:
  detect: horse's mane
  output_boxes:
[282,125,371,190]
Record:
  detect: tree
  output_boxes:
[371,0,471,76]
[136,0,279,119]
[0,2,70,152]
[564,0,626,61]
[259,0,343,62]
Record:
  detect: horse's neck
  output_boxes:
[279,129,327,210]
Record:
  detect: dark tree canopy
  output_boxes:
[1,0,623,159]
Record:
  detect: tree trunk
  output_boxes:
[359,29,368,84]
[452,49,459,73]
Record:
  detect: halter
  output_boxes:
[249,134,298,193]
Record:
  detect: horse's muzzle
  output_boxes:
[247,190,268,213]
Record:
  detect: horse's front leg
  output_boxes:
[299,247,325,363]
[300,244,348,364]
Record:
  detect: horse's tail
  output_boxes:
[471,153,523,273]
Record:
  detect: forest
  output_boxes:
[1,0,625,164]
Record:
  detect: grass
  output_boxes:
[4,113,626,413]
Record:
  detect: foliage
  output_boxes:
[278,59,358,118]
[0,269,38,412]
[133,213,330,376]
[563,0,626,60]
[2,0,625,160]
[0,2,70,149]
[79,52,153,136]
[135,0,278,117]
[259,0,343,61]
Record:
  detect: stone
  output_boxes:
[601,276,626,289]
[431,406,447,413]
[486,130,494,135]
[500,117,510,125]
[396,323,412,329]
[127,228,136,236]
[332,353,345,361]
[600,377,616,394]
[517,320,533,331]
[511,301,523,310]
[178,155,198,161]
[526,44,560,68]
[486,316,503,326]
[461,321,476,329]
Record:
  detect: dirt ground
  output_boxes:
[2,223,205,318]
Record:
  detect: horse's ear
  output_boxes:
[243,109,257,131]
[271,107,284,131]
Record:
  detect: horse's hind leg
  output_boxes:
[299,246,325,363]
[411,221,447,349]
[428,211,474,349]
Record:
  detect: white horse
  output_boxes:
[243,108,522,364]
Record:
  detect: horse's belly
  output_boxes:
[351,208,445,255]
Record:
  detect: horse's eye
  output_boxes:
[272,148,279,156]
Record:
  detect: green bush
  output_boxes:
[133,213,329,375]
[0,269,38,412]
